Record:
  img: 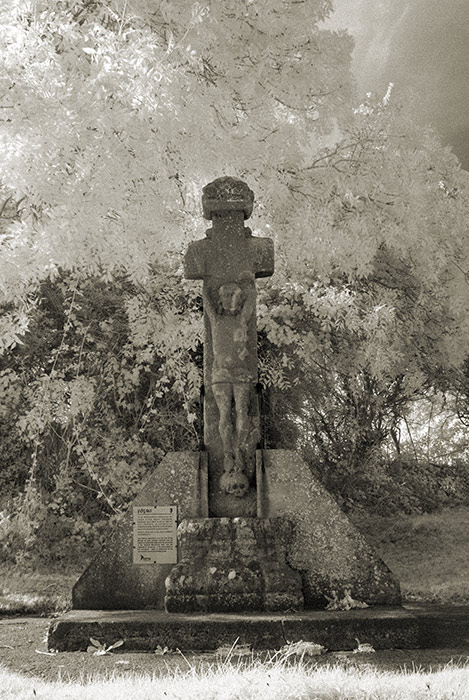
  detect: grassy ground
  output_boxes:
[351,506,469,605]
[1,617,469,699]
[1,653,469,699]
[1,510,469,699]
[0,566,78,616]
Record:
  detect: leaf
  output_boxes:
[230,644,251,657]
[106,639,124,651]
[154,644,169,655]
[215,639,251,659]
[354,638,375,654]
[87,637,124,655]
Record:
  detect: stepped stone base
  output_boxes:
[48,607,420,652]
[70,449,400,611]
[258,450,401,607]
[165,517,304,613]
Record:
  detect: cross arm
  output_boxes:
[253,237,274,279]
[184,239,206,280]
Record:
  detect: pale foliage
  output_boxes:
[1,0,469,489]
[397,393,469,465]
[1,1,468,379]
[0,0,351,305]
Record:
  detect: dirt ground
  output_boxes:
[0,615,468,684]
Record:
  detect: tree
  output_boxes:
[0,0,352,313]
[3,2,467,374]
[256,88,469,460]
[2,1,469,562]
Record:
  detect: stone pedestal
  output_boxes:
[165,517,304,613]
[70,449,400,612]
[50,448,408,652]
[72,451,207,610]
[257,450,401,607]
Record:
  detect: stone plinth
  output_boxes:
[48,607,421,652]
[165,517,304,613]
[72,452,207,610]
[71,449,400,612]
[257,450,401,608]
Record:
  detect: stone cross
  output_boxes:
[184,177,274,516]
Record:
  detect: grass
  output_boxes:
[2,657,469,699]
[0,565,76,615]
[351,506,469,605]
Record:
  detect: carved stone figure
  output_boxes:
[64,177,403,623]
[205,273,256,496]
[184,176,274,514]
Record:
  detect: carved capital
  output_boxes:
[202,176,254,220]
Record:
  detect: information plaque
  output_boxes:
[132,505,177,565]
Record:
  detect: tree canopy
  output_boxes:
[0,0,350,300]
[1,1,468,369]
[1,1,469,563]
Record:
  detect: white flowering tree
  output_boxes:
[258,93,469,485]
[1,0,469,556]
[0,0,350,310]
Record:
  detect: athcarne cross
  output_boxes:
[184,177,274,516]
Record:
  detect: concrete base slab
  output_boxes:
[48,607,419,652]
[407,604,469,648]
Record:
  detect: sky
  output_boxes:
[327,0,469,170]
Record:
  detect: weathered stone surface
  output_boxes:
[201,175,255,220]
[164,517,304,613]
[48,607,420,652]
[71,448,400,613]
[68,174,401,631]
[72,452,207,610]
[405,603,469,648]
[184,176,274,516]
[257,450,401,608]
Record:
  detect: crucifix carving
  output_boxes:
[184,177,274,516]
